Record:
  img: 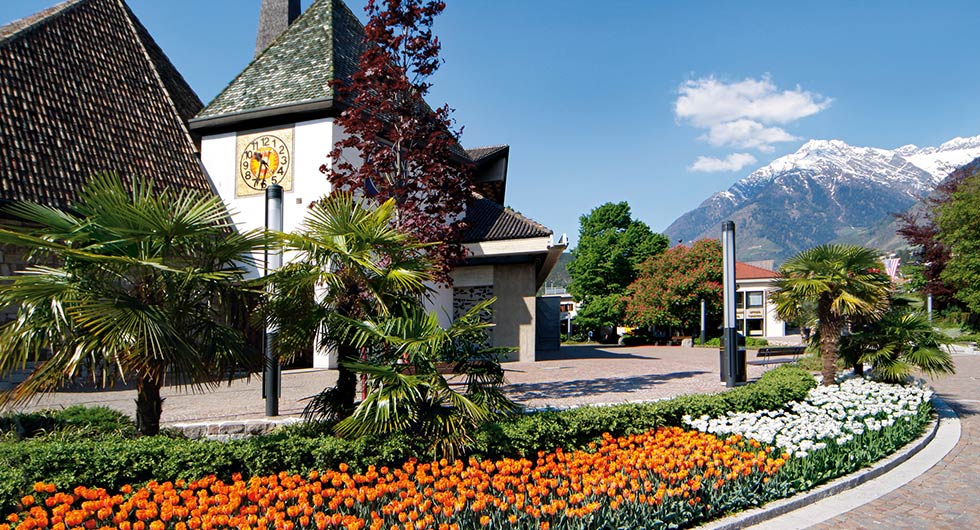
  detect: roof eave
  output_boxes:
[189,97,337,133]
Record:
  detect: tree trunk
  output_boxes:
[817,305,843,386]
[334,344,359,412]
[853,361,864,377]
[136,374,164,436]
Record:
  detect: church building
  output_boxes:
[0,0,564,365]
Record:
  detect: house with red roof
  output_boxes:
[735,261,799,341]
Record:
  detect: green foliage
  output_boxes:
[331,298,520,460]
[0,406,136,440]
[572,293,626,332]
[267,193,434,417]
[702,336,770,348]
[840,297,955,383]
[0,174,268,435]
[567,202,668,331]
[625,239,723,333]
[472,366,816,459]
[937,171,980,313]
[771,244,892,385]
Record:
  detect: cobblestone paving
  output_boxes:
[809,354,980,530]
[11,344,775,423]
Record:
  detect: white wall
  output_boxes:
[201,118,335,243]
[200,118,338,367]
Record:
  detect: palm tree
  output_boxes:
[771,244,892,386]
[0,174,268,434]
[840,294,955,382]
[332,298,520,460]
[265,192,433,418]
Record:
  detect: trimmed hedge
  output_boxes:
[0,366,815,513]
[472,365,816,458]
[0,405,136,439]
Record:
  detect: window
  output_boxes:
[747,291,764,308]
[736,292,745,309]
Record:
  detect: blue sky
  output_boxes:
[3,1,979,247]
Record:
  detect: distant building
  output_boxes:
[735,261,797,340]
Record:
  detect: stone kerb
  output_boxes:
[172,417,302,440]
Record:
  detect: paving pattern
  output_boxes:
[10,344,774,423]
[808,354,980,530]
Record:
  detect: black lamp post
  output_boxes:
[722,221,739,387]
[264,184,283,416]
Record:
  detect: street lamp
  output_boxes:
[264,184,283,416]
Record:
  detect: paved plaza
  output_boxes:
[13,344,775,423]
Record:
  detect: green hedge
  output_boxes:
[0,405,136,439]
[0,366,815,513]
[472,365,815,458]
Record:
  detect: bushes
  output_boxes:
[0,405,136,439]
[0,367,815,513]
[702,336,770,348]
[472,366,815,459]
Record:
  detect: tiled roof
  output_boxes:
[736,261,780,280]
[463,196,552,243]
[197,0,363,119]
[0,0,212,209]
[465,145,508,164]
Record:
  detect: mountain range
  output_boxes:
[664,135,980,262]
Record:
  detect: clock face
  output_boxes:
[236,129,294,197]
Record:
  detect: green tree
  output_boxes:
[333,299,519,460]
[0,175,267,435]
[840,295,954,383]
[266,193,434,418]
[770,244,892,386]
[936,170,980,313]
[625,239,723,334]
[567,202,668,333]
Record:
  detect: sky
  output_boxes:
[3,0,980,248]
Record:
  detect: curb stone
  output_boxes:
[696,396,955,530]
[171,417,301,440]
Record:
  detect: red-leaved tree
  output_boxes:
[625,239,723,334]
[324,0,473,279]
[897,157,980,309]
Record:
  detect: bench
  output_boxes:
[669,335,691,346]
[747,346,806,367]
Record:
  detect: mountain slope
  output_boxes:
[665,135,980,262]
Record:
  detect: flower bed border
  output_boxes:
[697,395,951,529]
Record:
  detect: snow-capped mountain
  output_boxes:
[664,134,980,262]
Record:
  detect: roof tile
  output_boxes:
[198,0,362,119]
[463,196,551,243]
[0,0,211,209]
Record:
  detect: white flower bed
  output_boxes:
[684,377,933,458]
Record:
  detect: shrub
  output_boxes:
[702,336,770,348]
[0,405,135,439]
[472,366,815,458]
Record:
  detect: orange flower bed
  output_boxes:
[1,427,787,530]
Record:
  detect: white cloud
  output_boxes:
[675,75,832,128]
[675,75,831,160]
[688,152,758,173]
[701,119,797,152]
